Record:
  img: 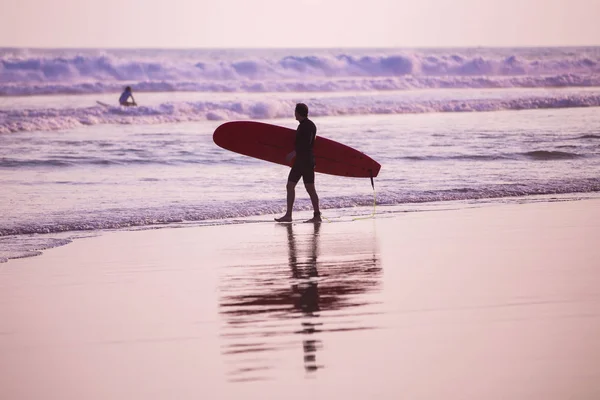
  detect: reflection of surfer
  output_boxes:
[119,86,137,106]
[218,220,382,381]
[275,103,321,223]
[285,223,322,373]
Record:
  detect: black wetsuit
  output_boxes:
[288,118,317,184]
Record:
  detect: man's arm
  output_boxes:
[285,150,296,164]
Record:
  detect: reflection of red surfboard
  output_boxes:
[213,121,381,178]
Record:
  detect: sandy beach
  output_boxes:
[1,198,599,399]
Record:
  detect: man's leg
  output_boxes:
[304,183,321,222]
[275,180,298,222]
[305,183,320,214]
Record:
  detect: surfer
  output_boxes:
[119,86,137,106]
[275,103,322,223]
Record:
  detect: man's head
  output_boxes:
[295,103,309,121]
[125,86,132,92]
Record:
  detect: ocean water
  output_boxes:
[1,47,600,262]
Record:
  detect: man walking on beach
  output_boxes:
[275,103,321,223]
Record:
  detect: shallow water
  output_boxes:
[2,104,600,261]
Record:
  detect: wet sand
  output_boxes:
[1,199,599,399]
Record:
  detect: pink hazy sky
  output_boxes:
[1,0,599,48]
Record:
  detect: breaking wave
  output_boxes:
[1,47,600,95]
[3,93,600,133]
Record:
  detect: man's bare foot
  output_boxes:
[275,215,292,222]
[304,212,322,223]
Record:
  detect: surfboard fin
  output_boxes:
[369,169,375,190]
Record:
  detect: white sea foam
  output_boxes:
[2,92,600,133]
[2,178,599,237]
[1,47,599,95]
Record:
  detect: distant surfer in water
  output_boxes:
[275,103,321,223]
[119,86,137,106]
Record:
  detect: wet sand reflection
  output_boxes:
[219,222,381,381]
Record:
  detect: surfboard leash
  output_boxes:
[352,169,377,221]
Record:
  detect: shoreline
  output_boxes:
[2,191,599,265]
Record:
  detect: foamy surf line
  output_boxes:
[3,93,600,133]
[2,179,600,237]
[1,192,599,265]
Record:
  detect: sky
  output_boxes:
[1,0,599,48]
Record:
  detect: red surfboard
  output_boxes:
[213,121,381,178]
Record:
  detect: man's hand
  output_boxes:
[285,151,296,164]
